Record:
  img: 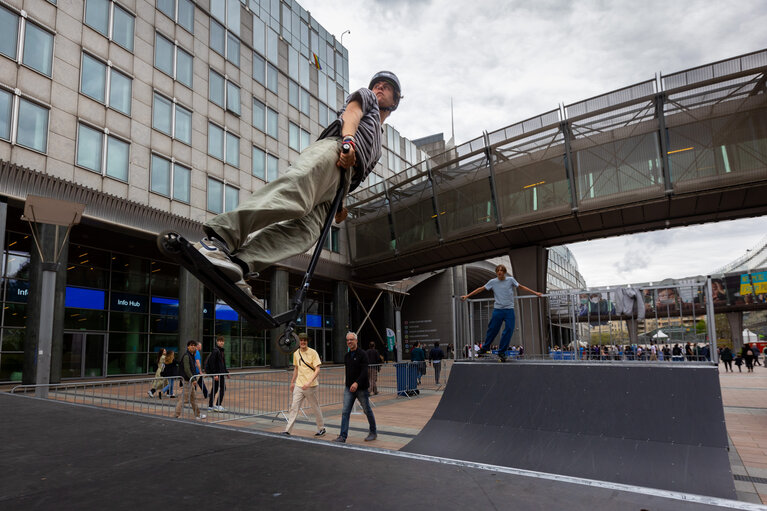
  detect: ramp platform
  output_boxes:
[402,361,735,499]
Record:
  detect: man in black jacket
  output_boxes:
[334,332,377,443]
[205,335,229,412]
[175,340,205,420]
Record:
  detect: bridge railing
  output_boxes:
[347,48,767,265]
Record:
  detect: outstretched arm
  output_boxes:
[461,286,487,301]
[519,284,543,297]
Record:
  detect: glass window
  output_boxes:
[266,108,278,139]
[266,63,278,93]
[208,122,224,160]
[150,154,171,196]
[22,22,54,76]
[106,136,129,181]
[81,54,106,103]
[266,28,278,64]
[174,104,192,144]
[173,163,190,202]
[157,0,174,20]
[112,4,134,51]
[76,123,129,179]
[253,52,265,85]
[85,0,110,36]
[81,53,132,115]
[207,178,223,213]
[252,146,265,180]
[225,131,239,167]
[0,6,19,60]
[226,32,240,66]
[225,184,239,211]
[300,88,310,116]
[288,80,298,108]
[109,68,132,115]
[209,69,225,107]
[177,0,194,32]
[16,99,48,152]
[154,33,174,76]
[151,155,190,202]
[252,98,265,131]
[152,93,172,135]
[77,124,103,172]
[226,0,240,35]
[253,16,265,54]
[300,128,310,152]
[210,19,225,56]
[85,0,134,51]
[0,88,11,140]
[155,33,192,87]
[267,153,278,181]
[176,47,193,87]
[226,80,240,115]
[288,122,299,151]
[211,1,225,24]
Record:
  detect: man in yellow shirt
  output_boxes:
[283,333,326,436]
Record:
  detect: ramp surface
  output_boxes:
[0,392,749,510]
[403,361,735,499]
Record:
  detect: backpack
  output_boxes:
[162,360,179,378]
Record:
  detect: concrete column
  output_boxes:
[451,265,469,355]
[178,268,203,347]
[269,269,290,368]
[726,312,744,354]
[333,280,350,364]
[509,245,548,355]
[23,224,68,385]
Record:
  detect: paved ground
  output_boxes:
[720,366,767,504]
[4,360,767,506]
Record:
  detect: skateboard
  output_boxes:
[156,230,280,332]
[474,352,508,362]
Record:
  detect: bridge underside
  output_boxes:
[352,179,767,283]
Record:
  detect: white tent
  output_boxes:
[653,329,669,339]
[743,329,759,342]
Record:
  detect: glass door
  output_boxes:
[62,332,106,378]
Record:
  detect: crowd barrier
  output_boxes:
[10,361,450,423]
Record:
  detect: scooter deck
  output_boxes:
[156,231,279,330]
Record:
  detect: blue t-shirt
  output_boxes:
[485,276,519,309]
[194,350,202,374]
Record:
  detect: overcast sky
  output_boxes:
[299,0,767,286]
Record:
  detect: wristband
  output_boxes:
[342,136,356,151]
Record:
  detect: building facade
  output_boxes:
[0,0,433,382]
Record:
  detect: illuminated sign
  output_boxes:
[65,287,105,310]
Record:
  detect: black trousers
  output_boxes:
[209,377,226,407]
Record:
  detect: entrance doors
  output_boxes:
[62,332,106,378]
[306,328,333,363]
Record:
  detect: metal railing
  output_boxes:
[459,280,720,365]
[9,361,450,424]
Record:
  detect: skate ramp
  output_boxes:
[402,361,735,499]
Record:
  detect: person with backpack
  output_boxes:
[175,341,205,420]
[159,350,178,397]
[205,335,229,412]
[283,333,325,437]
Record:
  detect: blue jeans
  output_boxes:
[339,387,376,439]
[482,308,516,353]
[161,379,174,396]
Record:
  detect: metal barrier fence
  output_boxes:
[461,280,718,365]
[9,361,451,423]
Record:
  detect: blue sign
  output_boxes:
[215,303,238,321]
[65,287,105,310]
[306,314,322,327]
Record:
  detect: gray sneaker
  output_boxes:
[332,436,346,443]
[364,432,377,442]
[194,238,243,282]
[233,279,264,308]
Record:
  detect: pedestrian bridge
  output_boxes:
[346,49,767,283]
